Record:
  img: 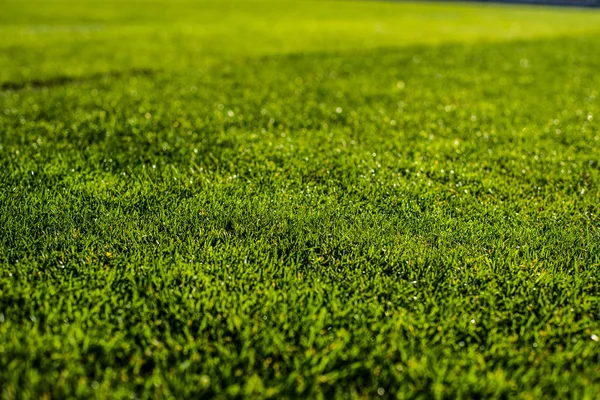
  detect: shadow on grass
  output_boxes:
[0,68,156,92]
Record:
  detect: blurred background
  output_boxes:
[3,0,600,88]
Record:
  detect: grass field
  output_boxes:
[1,0,600,398]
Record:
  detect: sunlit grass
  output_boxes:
[3,0,600,82]
[1,0,600,398]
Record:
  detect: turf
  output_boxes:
[1,0,600,398]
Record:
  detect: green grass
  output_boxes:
[1,0,600,398]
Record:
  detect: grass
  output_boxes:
[1,0,600,398]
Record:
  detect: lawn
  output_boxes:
[1,0,600,398]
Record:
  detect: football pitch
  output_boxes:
[1,0,600,398]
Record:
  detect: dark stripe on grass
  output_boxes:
[0,68,156,92]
